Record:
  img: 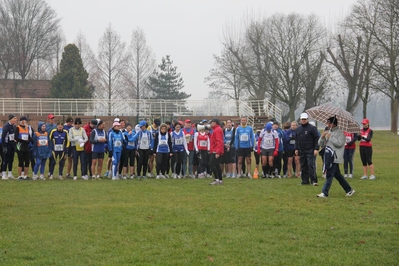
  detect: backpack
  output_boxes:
[322,146,336,172]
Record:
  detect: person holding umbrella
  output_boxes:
[317,116,355,198]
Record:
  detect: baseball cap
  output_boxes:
[139,120,147,127]
[362,118,370,124]
[48,114,55,119]
[266,123,272,131]
[20,116,28,121]
[113,122,121,127]
[114,118,120,122]
[185,119,191,123]
[300,113,309,119]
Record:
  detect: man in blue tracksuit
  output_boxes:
[90,120,108,179]
[49,121,70,179]
[235,117,255,178]
[108,122,125,180]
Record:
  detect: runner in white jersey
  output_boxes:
[257,123,279,177]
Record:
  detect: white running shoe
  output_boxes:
[147,172,152,178]
[317,193,327,198]
[349,174,353,178]
[344,174,348,178]
[39,175,45,181]
[59,175,63,180]
[172,173,177,179]
[49,175,54,180]
[360,175,368,180]
[1,175,8,180]
[346,190,356,196]
[231,173,236,178]
[369,175,376,180]
[73,176,77,181]
[247,173,252,179]
[130,174,135,179]
[209,179,221,185]
[122,175,127,180]
[32,175,38,181]
[177,175,181,179]
[156,175,161,179]
[82,175,89,180]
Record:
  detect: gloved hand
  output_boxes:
[186,150,190,156]
[2,146,7,154]
[273,150,278,157]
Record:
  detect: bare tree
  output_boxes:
[96,24,129,115]
[205,49,249,114]
[75,31,97,81]
[366,0,399,132]
[126,27,155,100]
[0,0,60,80]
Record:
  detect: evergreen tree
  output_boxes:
[148,55,190,100]
[50,44,91,98]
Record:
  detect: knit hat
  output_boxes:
[8,114,16,120]
[74,118,82,125]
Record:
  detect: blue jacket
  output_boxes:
[235,126,255,149]
[284,129,296,151]
[90,128,108,153]
[49,128,69,152]
[33,121,52,159]
[123,131,137,150]
[275,128,284,152]
[108,129,125,153]
[133,130,154,150]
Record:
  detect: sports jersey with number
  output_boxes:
[259,129,278,150]
[108,130,125,152]
[50,129,69,152]
[235,125,255,149]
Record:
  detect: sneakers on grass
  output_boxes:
[369,175,376,180]
[209,179,223,185]
[360,175,368,180]
[346,190,356,197]
[317,193,328,198]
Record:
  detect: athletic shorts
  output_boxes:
[221,147,236,164]
[67,147,73,157]
[236,148,252,158]
[261,148,274,157]
[285,150,295,157]
[108,151,113,158]
[92,152,105,159]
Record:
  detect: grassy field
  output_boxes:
[0,131,398,265]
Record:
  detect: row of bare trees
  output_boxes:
[206,0,399,132]
[0,0,156,105]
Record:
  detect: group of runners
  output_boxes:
[1,113,375,189]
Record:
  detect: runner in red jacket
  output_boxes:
[209,118,224,185]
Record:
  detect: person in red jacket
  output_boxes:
[209,118,225,185]
[83,119,97,179]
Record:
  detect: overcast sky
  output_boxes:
[46,0,357,100]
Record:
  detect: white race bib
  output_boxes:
[240,134,249,142]
[159,140,167,145]
[39,139,48,146]
[199,140,207,147]
[346,136,352,143]
[289,140,295,145]
[114,140,122,147]
[128,141,135,147]
[9,133,15,141]
[175,138,183,145]
[21,134,29,141]
[54,144,63,151]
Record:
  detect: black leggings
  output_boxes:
[2,146,15,172]
[17,150,30,168]
[137,149,150,176]
[360,146,372,166]
[173,152,184,175]
[49,151,66,176]
[198,150,210,174]
[273,151,282,175]
[123,149,136,167]
[156,152,170,175]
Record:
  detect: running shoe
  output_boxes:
[317,193,328,198]
[369,175,376,180]
[360,175,368,180]
[346,190,356,197]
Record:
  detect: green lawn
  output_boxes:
[0,131,398,265]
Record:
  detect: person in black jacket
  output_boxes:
[294,113,320,185]
[2,114,18,180]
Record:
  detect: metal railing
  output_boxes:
[0,98,282,122]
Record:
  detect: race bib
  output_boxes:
[114,140,122,147]
[140,139,149,149]
[54,144,63,151]
[289,140,295,145]
[199,140,207,147]
[39,139,48,146]
[21,134,29,141]
[9,133,15,141]
[128,141,135,147]
[264,139,273,145]
[240,134,249,142]
[175,138,183,145]
[159,140,167,145]
[346,136,352,143]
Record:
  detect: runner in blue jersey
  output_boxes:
[234,117,255,178]
[90,120,107,180]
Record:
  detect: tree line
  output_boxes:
[206,0,399,132]
[0,0,398,131]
